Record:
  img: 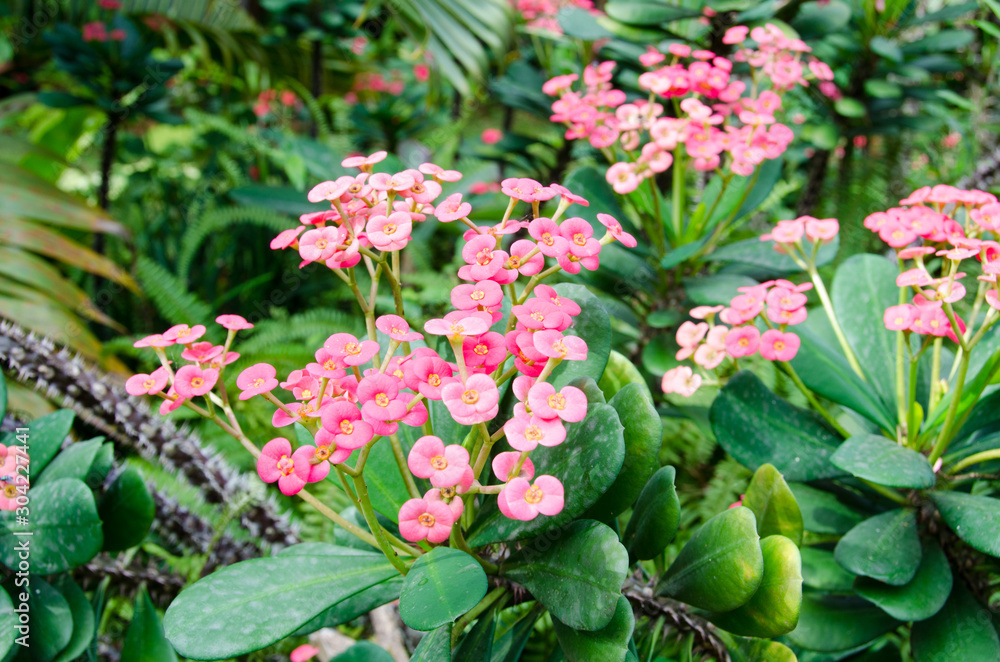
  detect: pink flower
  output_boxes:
[403,355,455,400]
[596,213,637,247]
[879,221,917,248]
[163,324,206,344]
[424,311,492,338]
[237,363,279,400]
[676,321,708,347]
[501,177,555,202]
[173,365,218,398]
[606,162,640,194]
[257,438,312,495]
[759,330,801,361]
[299,227,342,262]
[435,193,472,223]
[526,383,587,422]
[725,326,760,358]
[320,401,373,450]
[533,330,588,361]
[693,343,725,369]
[560,217,601,258]
[462,332,506,373]
[528,217,570,258]
[358,374,408,422]
[512,299,570,330]
[324,333,380,366]
[134,333,174,348]
[180,342,223,363]
[481,128,504,144]
[504,413,566,451]
[492,451,535,483]
[500,476,564,521]
[291,644,319,662]
[271,226,305,250]
[366,212,412,251]
[533,285,582,316]
[369,171,416,192]
[761,219,804,244]
[662,366,701,397]
[307,176,353,203]
[804,217,839,243]
[376,314,423,342]
[552,183,589,207]
[507,239,544,275]
[690,305,724,320]
[441,374,500,425]
[884,304,918,331]
[125,368,169,396]
[398,497,455,543]
[459,234,509,281]
[452,280,503,311]
[407,436,471,488]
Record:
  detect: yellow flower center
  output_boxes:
[315,446,331,461]
[524,485,544,504]
[547,394,566,410]
[471,289,485,301]
[738,338,749,347]
[441,486,457,498]
[530,311,544,322]
[508,256,522,268]
[573,233,586,246]
[553,341,568,356]
[315,238,328,249]
[525,426,543,441]
[143,378,156,389]
[375,393,390,407]
[252,377,265,388]
[773,341,786,351]
[384,223,397,234]
[340,420,354,434]
[301,389,313,399]
[461,389,480,405]
[541,233,555,246]
[428,374,441,387]
[191,377,204,388]
[474,344,489,356]
[277,455,295,476]
[418,513,436,527]
[344,342,361,354]
[476,248,493,266]
[431,456,448,470]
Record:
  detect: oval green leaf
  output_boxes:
[0,478,102,574]
[553,594,634,662]
[801,547,856,592]
[911,582,1000,661]
[622,466,680,562]
[788,594,900,652]
[931,491,1000,558]
[400,547,488,631]
[598,350,650,400]
[743,463,804,546]
[501,520,628,631]
[51,575,96,662]
[163,552,398,659]
[584,383,662,520]
[99,467,155,551]
[410,624,451,662]
[122,586,177,662]
[710,371,843,482]
[0,587,14,660]
[467,403,625,546]
[710,535,802,638]
[35,438,103,487]
[835,509,922,586]
[789,482,866,534]
[657,506,764,612]
[831,435,936,489]
[855,540,952,621]
[23,577,72,661]
[22,409,74,475]
[548,284,612,390]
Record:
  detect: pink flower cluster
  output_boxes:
[82,21,125,42]
[512,0,598,34]
[0,443,29,512]
[253,89,299,118]
[865,186,1000,339]
[128,316,251,413]
[543,25,833,189]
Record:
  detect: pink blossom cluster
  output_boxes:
[663,215,841,398]
[864,186,1000,338]
[512,0,598,34]
[82,21,126,42]
[0,443,29,512]
[129,152,638,547]
[253,89,300,119]
[542,26,833,190]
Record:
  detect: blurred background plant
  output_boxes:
[0,0,997,659]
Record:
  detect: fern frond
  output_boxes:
[284,78,332,139]
[136,256,213,323]
[239,309,364,355]
[177,206,290,280]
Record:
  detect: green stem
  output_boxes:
[781,362,850,438]
[906,354,920,447]
[948,448,1000,474]
[860,479,908,505]
[895,329,907,441]
[928,352,970,464]
[670,151,685,241]
[352,446,411,575]
[928,338,943,412]
[807,264,866,379]
[451,587,507,646]
[646,176,667,256]
[389,433,422,499]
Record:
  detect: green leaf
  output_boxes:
[835,98,867,118]
[354,438,412,522]
[789,320,896,431]
[330,642,395,662]
[835,509,922,586]
[831,435,935,489]
[163,550,398,659]
[0,478,102,574]
[865,79,903,98]
[557,6,614,39]
[743,463,804,546]
[490,606,540,662]
[467,403,625,546]
[789,483,865,534]
[584,383,662,520]
[501,520,628,631]
[22,410,74,475]
[598,350,648,400]
[659,240,706,270]
[911,582,1000,661]
[683,274,759,306]
[51,575,96,662]
[724,635,797,662]
[832,254,900,417]
[710,535,802,638]
[0,587,14,660]
[400,548,488,631]
[622,466,680,562]
[22,576,72,662]
[85,442,113,489]
[930,491,1000,558]
[870,36,903,62]
[800,547,856,591]
[791,0,851,35]
[99,467,155,551]
[553,594,634,662]
[604,2,701,25]
[0,372,7,421]
[788,594,899,652]
[453,603,495,662]
[410,625,451,662]
[548,284,612,390]
[35,438,103,487]
[293,575,403,635]
[121,586,177,662]
[706,235,839,274]
[710,371,843,481]
[657,507,764,612]
[855,540,952,621]
[935,89,975,112]
[37,92,89,108]
[901,29,975,54]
